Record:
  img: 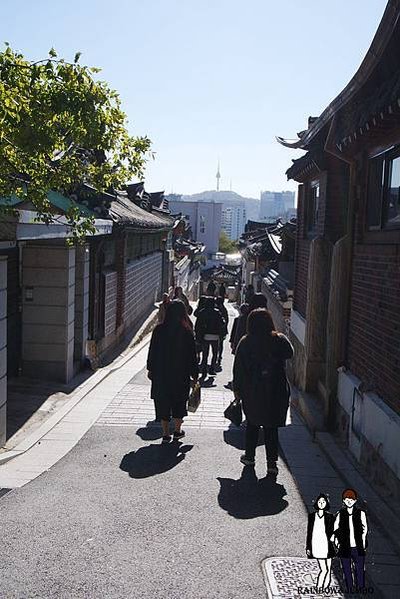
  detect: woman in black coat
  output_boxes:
[233,308,293,475]
[147,300,199,443]
[306,493,336,590]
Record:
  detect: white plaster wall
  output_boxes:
[290,310,306,346]
[337,369,400,477]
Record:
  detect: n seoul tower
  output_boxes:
[216,161,221,191]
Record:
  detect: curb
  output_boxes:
[0,309,157,467]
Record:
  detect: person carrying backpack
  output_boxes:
[233,308,293,475]
[195,296,225,376]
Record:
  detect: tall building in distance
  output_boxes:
[221,204,246,241]
[259,190,295,221]
[168,199,222,256]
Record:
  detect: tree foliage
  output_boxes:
[219,230,237,253]
[0,44,152,242]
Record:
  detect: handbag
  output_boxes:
[224,398,243,426]
[188,382,201,412]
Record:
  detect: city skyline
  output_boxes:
[1,0,387,198]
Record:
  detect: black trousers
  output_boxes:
[245,423,278,464]
[201,339,219,372]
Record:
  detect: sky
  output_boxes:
[2,0,388,199]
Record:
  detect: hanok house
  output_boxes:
[81,183,174,365]
[0,184,174,446]
[238,219,296,333]
[278,0,400,497]
[0,191,112,446]
[171,213,205,300]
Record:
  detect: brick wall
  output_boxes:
[347,243,400,414]
[123,252,163,327]
[104,270,117,337]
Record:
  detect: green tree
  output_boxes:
[0,45,151,242]
[219,230,237,253]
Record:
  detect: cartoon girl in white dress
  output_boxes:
[306,493,336,590]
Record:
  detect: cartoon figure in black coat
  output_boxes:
[306,493,335,590]
[332,488,368,592]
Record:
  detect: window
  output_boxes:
[199,215,206,234]
[367,146,400,229]
[307,179,320,234]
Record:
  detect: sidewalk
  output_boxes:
[1,303,399,597]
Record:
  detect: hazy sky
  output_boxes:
[3,0,387,198]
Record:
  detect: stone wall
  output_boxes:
[123,252,162,327]
[22,244,75,383]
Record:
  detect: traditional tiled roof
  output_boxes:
[109,191,173,229]
[278,1,400,154]
[263,267,292,301]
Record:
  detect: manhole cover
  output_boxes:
[262,557,345,598]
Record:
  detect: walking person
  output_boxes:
[206,279,216,296]
[215,296,228,367]
[244,284,255,304]
[230,303,249,354]
[147,300,199,442]
[195,296,225,376]
[306,494,335,591]
[218,282,226,299]
[332,489,368,592]
[157,292,171,324]
[248,292,268,312]
[233,308,293,475]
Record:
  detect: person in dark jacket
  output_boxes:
[332,488,368,592]
[147,300,199,442]
[233,308,293,475]
[306,493,335,590]
[218,283,226,298]
[248,292,268,312]
[206,280,216,296]
[195,297,225,376]
[215,296,228,367]
[231,302,250,351]
[230,303,249,354]
[244,284,255,304]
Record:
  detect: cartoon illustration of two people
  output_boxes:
[306,489,369,592]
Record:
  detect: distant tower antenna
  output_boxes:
[216,160,221,192]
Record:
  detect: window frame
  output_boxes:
[366,144,400,232]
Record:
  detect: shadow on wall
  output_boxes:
[217,466,288,519]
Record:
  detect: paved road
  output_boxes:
[1,305,398,598]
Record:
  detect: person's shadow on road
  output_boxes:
[136,422,163,441]
[223,425,263,451]
[217,467,288,519]
[120,443,193,479]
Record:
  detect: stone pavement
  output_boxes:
[0,301,399,598]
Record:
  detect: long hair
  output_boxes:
[246,308,277,353]
[164,299,192,331]
[248,292,268,312]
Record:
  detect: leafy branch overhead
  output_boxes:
[0,44,152,241]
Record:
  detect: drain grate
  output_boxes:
[262,557,345,598]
